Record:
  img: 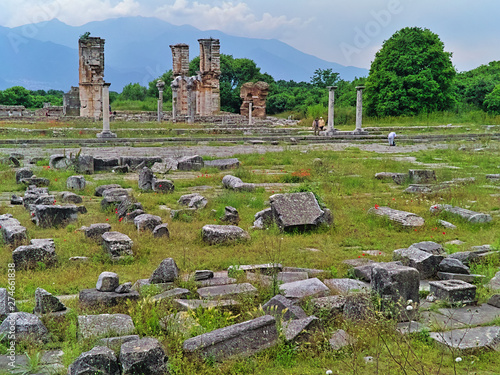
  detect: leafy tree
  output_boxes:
[365,27,455,117]
[310,68,340,88]
[484,83,500,113]
[119,83,147,101]
[0,86,33,107]
[453,61,500,110]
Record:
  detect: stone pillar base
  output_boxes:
[322,129,339,136]
[351,129,369,135]
[96,131,117,139]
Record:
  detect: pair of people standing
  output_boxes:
[312,117,325,135]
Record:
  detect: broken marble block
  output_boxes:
[262,295,307,321]
[429,279,476,303]
[153,179,174,193]
[96,272,120,292]
[134,214,162,232]
[31,204,85,228]
[120,337,168,375]
[0,312,49,343]
[82,223,112,241]
[149,258,179,284]
[102,232,133,257]
[68,346,120,375]
[77,314,135,340]
[279,278,330,301]
[368,206,424,227]
[201,225,250,245]
[178,193,207,209]
[430,204,492,223]
[34,288,66,314]
[12,239,57,270]
[222,175,255,192]
[393,247,443,279]
[67,175,86,190]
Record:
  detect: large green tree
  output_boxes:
[365,27,455,117]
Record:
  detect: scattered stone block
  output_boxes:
[151,288,190,303]
[430,204,492,223]
[0,214,27,246]
[149,258,179,284]
[324,279,370,295]
[204,158,239,170]
[330,329,353,350]
[283,316,319,342]
[409,169,436,184]
[15,168,33,184]
[59,191,83,203]
[102,232,134,257]
[353,261,403,282]
[131,279,173,294]
[342,258,375,268]
[0,312,48,343]
[82,223,112,240]
[408,241,445,255]
[134,214,162,232]
[32,204,84,228]
[252,208,273,229]
[487,295,500,308]
[270,192,332,232]
[220,206,240,225]
[177,155,204,171]
[49,154,71,169]
[78,314,135,340]
[262,295,307,321]
[153,179,174,193]
[183,315,278,361]
[19,176,50,187]
[174,299,239,311]
[151,160,178,173]
[486,174,500,181]
[115,282,132,294]
[97,335,139,353]
[75,155,94,174]
[282,267,327,277]
[10,194,23,205]
[343,293,373,321]
[178,193,207,209]
[438,258,470,274]
[34,288,66,314]
[12,238,56,270]
[120,157,163,169]
[96,272,120,292]
[0,288,17,320]
[374,172,407,185]
[447,251,479,266]
[440,220,457,229]
[222,175,255,192]
[138,167,154,191]
[487,271,500,290]
[201,224,250,245]
[197,283,257,299]
[115,198,143,219]
[68,346,120,375]
[228,263,282,276]
[437,272,485,283]
[94,158,120,172]
[95,184,121,196]
[194,270,214,281]
[120,337,168,375]
[79,289,140,308]
[197,277,237,287]
[429,280,476,303]
[280,278,330,301]
[311,295,345,317]
[430,326,500,353]
[393,247,443,279]
[368,206,424,227]
[152,223,170,238]
[66,175,86,190]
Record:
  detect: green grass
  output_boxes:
[1,135,500,374]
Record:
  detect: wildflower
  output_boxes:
[326,371,333,375]
[379,252,381,255]
[406,305,413,311]
[392,198,395,200]
[358,256,361,258]
[106,218,109,221]
[362,253,365,256]
[455,357,462,363]
[414,229,417,232]
[443,232,446,235]
[374,204,379,209]
[407,299,413,304]
[55,178,57,181]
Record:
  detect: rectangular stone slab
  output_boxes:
[183,315,278,361]
[429,279,476,303]
[270,192,325,231]
[279,278,330,301]
[174,299,239,311]
[77,313,135,339]
[197,283,257,299]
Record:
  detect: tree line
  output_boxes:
[2,27,500,121]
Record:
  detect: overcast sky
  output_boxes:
[1,0,498,72]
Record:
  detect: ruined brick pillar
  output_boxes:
[79,37,105,119]
[240,82,269,119]
[197,38,220,116]
[170,44,190,116]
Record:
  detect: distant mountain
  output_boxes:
[0,17,368,91]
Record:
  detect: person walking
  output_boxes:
[388,131,396,146]
[312,117,320,135]
[318,117,325,132]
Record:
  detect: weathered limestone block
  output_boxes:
[177,155,204,171]
[95,184,121,196]
[32,204,85,228]
[374,172,407,185]
[10,194,23,205]
[174,299,239,311]
[280,278,330,301]
[59,191,83,204]
[77,314,135,340]
[149,258,179,284]
[75,155,94,174]
[193,270,214,281]
[68,346,120,375]
[120,337,168,375]
[311,295,345,317]
[429,326,500,353]
[447,251,479,266]
[79,289,140,307]
[262,295,307,321]
[240,81,269,118]
[49,154,71,169]
[408,241,445,255]
[368,206,424,227]
[330,329,354,350]
[393,248,443,279]
[220,206,240,225]
[487,294,500,308]
[82,223,111,240]
[409,169,436,184]
[153,223,170,238]
[201,225,250,245]
[197,283,257,299]
[270,192,332,232]
[183,315,278,361]
[19,176,50,187]
[0,312,48,343]
[324,279,370,295]
[438,258,470,274]
[151,160,178,173]
[67,175,86,190]
[228,263,282,276]
[0,288,17,320]
[150,288,190,303]
[429,279,476,303]
[352,261,403,282]
[437,272,484,283]
[97,335,139,353]
[283,316,319,342]
[120,157,162,169]
[96,272,119,292]
[12,239,56,270]
[487,271,500,290]
[102,232,134,257]
[204,158,240,170]
[430,204,492,223]
[15,168,33,184]
[252,208,273,229]
[153,179,175,193]
[178,193,207,209]
[222,175,255,192]
[116,198,143,219]
[0,214,27,246]
[34,288,66,314]
[138,167,155,191]
[134,214,162,232]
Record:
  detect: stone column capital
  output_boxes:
[327,86,338,91]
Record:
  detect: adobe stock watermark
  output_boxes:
[6,263,16,370]
[7,0,62,54]
[340,0,403,63]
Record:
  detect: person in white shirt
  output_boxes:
[388,131,396,146]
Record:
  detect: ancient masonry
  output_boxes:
[78,37,106,119]
[240,81,270,119]
[170,39,221,121]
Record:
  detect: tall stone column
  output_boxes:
[156,80,165,123]
[327,86,338,134]
[171,83,178,123]
[97,83,116,138]
[355,86,365,133]
[248,102,253,125]
[187,78,196,124]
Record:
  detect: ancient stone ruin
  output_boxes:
[78,36,105,119]
[240,81,270,119]
[170,39,220,122]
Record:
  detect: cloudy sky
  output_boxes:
[1,0,498,72]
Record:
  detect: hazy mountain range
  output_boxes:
[0,17,368,92]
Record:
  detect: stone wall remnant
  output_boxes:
[63,86,80,116]
[240,81,269,119]
[79,37,105,119]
